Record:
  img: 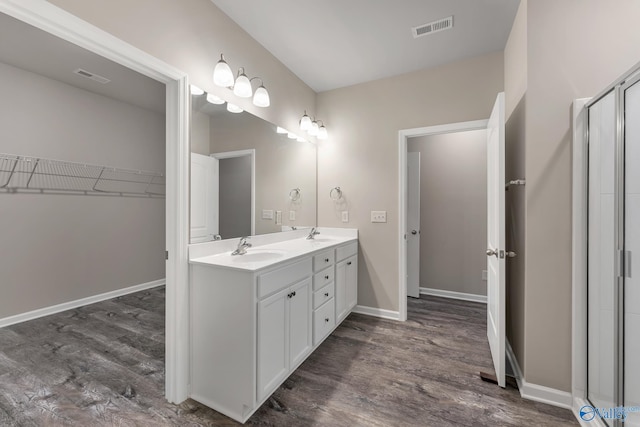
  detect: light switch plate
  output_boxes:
[262,209,273,220]
[341,211,349,223]
[289,211,296,221]
[275,210,282,225]
[371,210,387,223]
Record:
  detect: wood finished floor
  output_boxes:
[0,287,577,426]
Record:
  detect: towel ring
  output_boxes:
[289,188,301,201]
[330,186,342,201]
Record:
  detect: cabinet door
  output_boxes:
[345,255,358,312]
[335,259,348,321]
[289,278,312,368]
[257,287,289,402]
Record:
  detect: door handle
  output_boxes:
[506,251,517,258]
[411,230,418,235]
[486,248,498,257]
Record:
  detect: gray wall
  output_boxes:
[317,51,504,311]
[0,61,165,319]
[219,156,252,239]
[504,0,640,392]
[408,130,487,297]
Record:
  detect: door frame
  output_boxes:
[398,119,488,321]
[211,149,256,236]
[0,0,191,403]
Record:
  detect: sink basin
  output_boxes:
[231,249,287,263]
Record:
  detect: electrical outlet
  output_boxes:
[482,270,488,281]
[371,210,387,223]
[289,210,296,221]
[262,209,273,220]
[275,210,282,225]
[341,211,349,223]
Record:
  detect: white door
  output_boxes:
[407,152,421,298]
[190,153,219,243]
[486,92,506,388]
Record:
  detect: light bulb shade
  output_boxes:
[233,72,252,98]
[287,132,298,139]
[317,125,328,140]
[206,93,225,104]
[276,126,288,134]
[226,103,243,113]
[297,136,307,143]
[213,55,234,87]
[253,85,270,107]
[309,121,320,136]
[300,113,312,131]
[190,85,204,95]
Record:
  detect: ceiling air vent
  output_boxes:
[73,68,111,84]
[412,16,453,38]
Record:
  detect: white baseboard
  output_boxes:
[419,287,487,304]
[506,339,573,410]
[0,279,165,328]
[352,305,400,321]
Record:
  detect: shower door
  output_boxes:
[587,72,640,427]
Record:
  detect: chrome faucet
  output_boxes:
[232,236,252,255]
[306,227,320,240]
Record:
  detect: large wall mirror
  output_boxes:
[190,93,317,243]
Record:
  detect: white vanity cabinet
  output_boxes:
[189,235,357,424]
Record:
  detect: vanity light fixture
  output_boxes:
[213,54,234,87]
[300,111,312,131]
[226,103,243,114]
[317,121,328,140]
[233,67,252,98]
[308,120,320,137]
[190,85,204,95]
[276,126,288,134]
[206,93,225,105]
[287,132,298,139]
[213,53,271,108]
[251,78,270,107]
[296,136,307,143]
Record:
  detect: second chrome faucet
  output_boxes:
[232,236,252,255]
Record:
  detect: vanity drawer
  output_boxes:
[257,258,312,299]
[313,299,335,346]
[313,250,335,272]
[336,241,358,262]
[313,267,334,291]
[313,283,334,310]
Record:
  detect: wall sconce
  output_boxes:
[206,93,225,105]
[190,85,205,95]
[213,53,271,108]
[226,103,243,114]
[299,112,329,140]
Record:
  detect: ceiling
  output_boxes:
[0,13,165,114]
[210,0,520,92]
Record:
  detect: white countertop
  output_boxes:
[189,228,357,272]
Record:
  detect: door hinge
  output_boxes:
[165,250,169,260]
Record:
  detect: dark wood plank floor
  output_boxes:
[0,287,577,426]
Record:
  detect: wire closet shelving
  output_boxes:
[0,153,165,198]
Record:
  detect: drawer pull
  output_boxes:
[325,258,330,263]
[324,292,329,297]
[324,275,329,280]
[325,318,330,323]
[347,261,352,265]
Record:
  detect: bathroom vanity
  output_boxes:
[188,228,358,423]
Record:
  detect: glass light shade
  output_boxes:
[213,55,234,87]
[233,70,252,98]
[309,121,319,136]
[287,132,298,139]
[206,93,225,104]
[317,125,328,140]
[297,136,307,143]
[190,85,204,95]
[253,85,270,107]
[276,126,288,134]
[226,103,243,113]
[300,113,312,131]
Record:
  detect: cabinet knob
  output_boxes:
[324,275,329,280]
[347,261,352,266]
[325,258,329,263]
[324,292,329,297]
[325,318,330,323]
[292,291,296,297]
[287,293,292,298]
